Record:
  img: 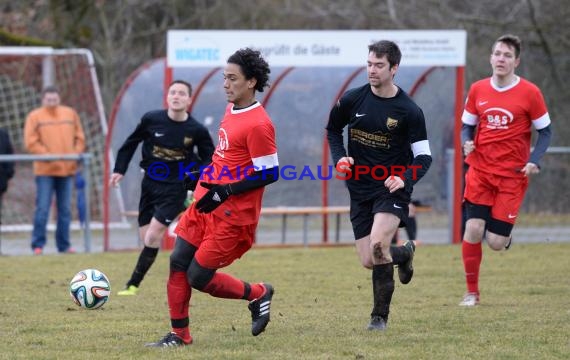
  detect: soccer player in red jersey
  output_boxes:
[146,48,279,347]
[459,34,552,306]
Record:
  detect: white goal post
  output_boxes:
[0,47,118,252]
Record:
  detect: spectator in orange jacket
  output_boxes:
[24,86,85,254]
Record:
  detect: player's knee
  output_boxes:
[170,251,189,272]
[187,260,215,290]
[360,257,373,269]
[372,242,391,263]
[486,217,513,251]
[486,234,507,251]
[356,247,373,269]
[169,237,196,272]
[488,241,503,251]
[143,234,162,247]
[465,219,486,240]
[144,226,167,247]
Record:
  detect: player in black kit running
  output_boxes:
[326,40,432,330]
[110,80,214,296]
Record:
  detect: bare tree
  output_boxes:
[1,0,568,137]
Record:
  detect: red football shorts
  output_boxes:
[175,205,256,269]
[464,166,528,224]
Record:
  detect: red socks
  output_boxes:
[462,240,482,294]
[248,282,266,301]
[172,327,193,344]
[202,272,265,301]
[167,270,192,343]
[167,270,192,319]
[166,269,266,343]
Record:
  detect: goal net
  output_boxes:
[0,47,107,233]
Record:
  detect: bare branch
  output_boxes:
[525,0,563,89]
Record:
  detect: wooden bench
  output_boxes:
[121,207,346,246]
[122,205,432,247]
[260,205,432,246]
[260,206,350,245]
[122,210,140,218]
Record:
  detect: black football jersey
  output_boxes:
[114,110,214,183]
[327,84,429,199]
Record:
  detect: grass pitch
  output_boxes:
[1,243,569,359]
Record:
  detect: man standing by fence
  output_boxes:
[24,86,85,254]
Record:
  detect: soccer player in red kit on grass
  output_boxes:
[146,48,279,347]
[459,34,552,306]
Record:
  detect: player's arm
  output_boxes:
[196,122,279,213]
[461,124,476,156]
[326,97,351,166]
[227,164,279,193]
[391,107,432,194]
[195,164,279,214]
[181,125,215,191]
[73,110,86,154]
[110,117,148,187]
[113,119,147,175]
[461,88,479,156]
[461,123,475,144]
[195,125,215,167]
[529,125,552,167]
[522,124,552,176]
[23,115,49,155]
[523,90,552,176]
[399,142,432,193]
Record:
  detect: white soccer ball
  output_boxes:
[69,269,111,309]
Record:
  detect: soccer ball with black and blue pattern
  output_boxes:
[69,269,111,309]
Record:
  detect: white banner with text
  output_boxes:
[167,30,466,68]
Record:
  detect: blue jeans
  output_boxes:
[31,176,73,252]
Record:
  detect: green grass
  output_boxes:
[1,243,569,359]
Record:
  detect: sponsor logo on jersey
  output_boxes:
[215,128,229,158]
[483,107,514,129]
[386,117,399,130]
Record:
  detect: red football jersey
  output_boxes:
[194,102,278,225]
[462,76,550,178]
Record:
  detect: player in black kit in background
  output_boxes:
[110,80,215,296]
[326,40,432,330]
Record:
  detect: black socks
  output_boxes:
[127,246,159,287]
[371,263,395,321]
